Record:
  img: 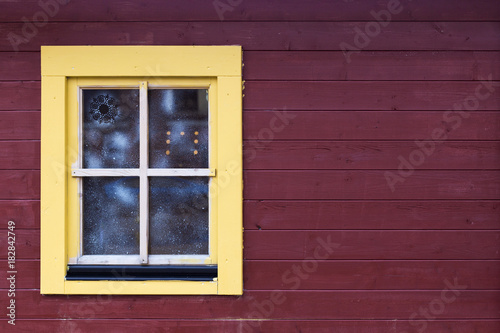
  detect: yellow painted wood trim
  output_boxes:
[41,46,242,77]
[41,46,243,295]
[216,76,243,295]
[40,76,67,294]
[65,280,217,295]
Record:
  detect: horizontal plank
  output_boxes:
[6,290,500,319]
[8,320,500,333]
[4,51,500,81]
[243,201,500,230]
[244,81,500,110]
[0,170,39,200]
[0,200,39,229]
[0,22,499,52]
[0,229,39,259]
[244,141,500,170]
[0,82,40,111]
[0,260,39,289]
[244,230,500,260]
[1,0,499,22]
[244,170,500,200]
[244,51,500,81]
[0,52,40,81]
[244,260,500,290]
[4,259,499,291]
[0,111,40,139]
[243,111,500,140]
[0,141,40,169]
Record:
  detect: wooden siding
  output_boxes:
[0,0,499,331]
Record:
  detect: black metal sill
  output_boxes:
[66,265,217,281]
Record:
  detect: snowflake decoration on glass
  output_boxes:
[89,94,118,123]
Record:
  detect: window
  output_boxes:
[41,46,242,295]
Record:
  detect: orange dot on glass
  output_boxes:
[180,131,185,136]
[194,131,199,135]
[166,150,170,155]
[193,150,198,155]
[166,139,170,144]
[167,131,171,135]
[194,139,199,144]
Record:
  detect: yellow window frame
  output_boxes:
[41,46,242,295]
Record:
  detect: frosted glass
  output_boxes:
[149,177,209,255]
[149,89,209,168]
[83,89,140,168]
[83,177,140,255]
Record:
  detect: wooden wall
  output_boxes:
[1,0,499,331]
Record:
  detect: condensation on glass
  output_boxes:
[149,89,209,169]
[80,87,210,260]
[82,89,140,169]
[83,177,140,255]
[149,177,209,255]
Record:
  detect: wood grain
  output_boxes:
[244,170,500,200]
[1,22,499,51]
[3,290,499,319]
[244,81,500,110]
[244,51,500,81]
[0,140,40,169]
[243,111,500,140]
[1,0,499,22]
[244,230,500,260]
[0,111,40,139]
[243,200,500,230]
[6,320,500,333]
[244,141,500,170]
[0,200,39,229]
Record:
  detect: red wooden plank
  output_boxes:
[0,82,40,111]
[0,111,40,140]
[1,0,499,22]
[4,259,498,291]
[0,170,39,200]
[244,81,500,110]
[244,230,500,260]
[0,141,40,169]
[244,141,500,170]
[0,22,499,51]
[9,319,500,333]
[0,260,38,289]
[5,290,500,319]
[0,200,39,229]
[244,170,500,200]
[243,111,500,140]
[0,229,39,259]
[0,52,40,81]
[3,51,500,81]
[244,51,500,81]
[244,260,500,290]
[243,201,500,230]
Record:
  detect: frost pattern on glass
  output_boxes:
[149,177,209,255]
[83,89,139,168]
[83,177,140,255]
[149,89,209,168]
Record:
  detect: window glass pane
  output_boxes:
[83,89,140,168]
[149,177,209,255]
[83,177,140,255]
[149,89,209,168]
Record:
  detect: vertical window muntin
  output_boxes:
[70,78,217,266]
